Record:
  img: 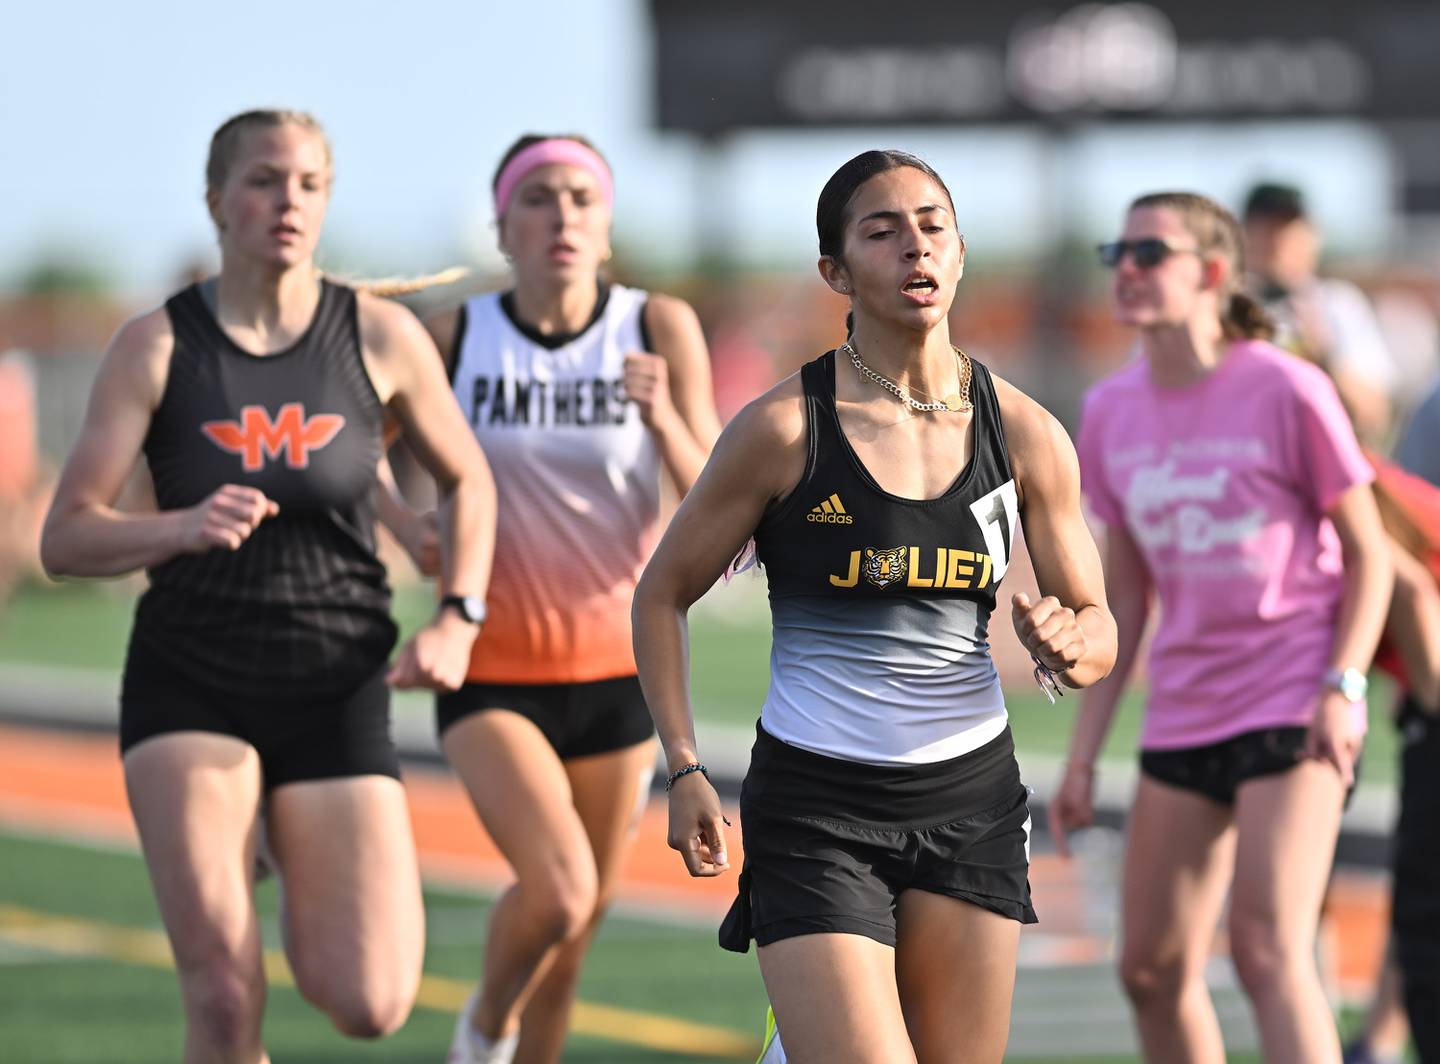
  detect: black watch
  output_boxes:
[439,594,486,626]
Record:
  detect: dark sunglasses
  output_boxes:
[1096,238,1201,269]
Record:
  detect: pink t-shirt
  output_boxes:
[1076,340,1374,750]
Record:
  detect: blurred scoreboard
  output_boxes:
[649,1,1440,133]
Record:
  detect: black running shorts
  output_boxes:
[119,636,400,789]
[435,674,655,760]
[1140,724,1360,806]
[720,723,1037,953]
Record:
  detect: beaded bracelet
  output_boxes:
[665,762,709,791]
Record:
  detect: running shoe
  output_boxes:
[756,1006,786,1064]
[447,988,517,1064]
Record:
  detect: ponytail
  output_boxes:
[328,266,470,298]
[1222,292,1275,341]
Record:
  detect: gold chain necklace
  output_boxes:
[841,340,973,413]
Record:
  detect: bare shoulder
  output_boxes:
[644,291,700,332]
[355,289,431,353]
[729,370,806,448]
[712,370,808,499]
[103,305,175,408]
[989,369,1078,503]
[991,371,1068,450]
[424,304,464,365]
[354,291,443,403]
[643,291,705,353]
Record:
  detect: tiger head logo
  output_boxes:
[863,546,907,589]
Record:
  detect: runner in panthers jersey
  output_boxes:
[384,134,719,1064]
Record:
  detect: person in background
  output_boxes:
[0,350,50,608]
[1386,383,1440,1061]
[1056,191,1393,1063]
[381,133,720,1064]
[1243,182,1399,446]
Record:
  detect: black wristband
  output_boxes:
[665,762,708,792]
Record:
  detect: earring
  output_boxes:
[840,283,848,292]
[602,247,613,262]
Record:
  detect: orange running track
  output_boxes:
[0,722,1390,998]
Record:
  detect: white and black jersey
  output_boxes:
[753,349,1018,764]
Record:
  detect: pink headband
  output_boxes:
[493,139,614,217]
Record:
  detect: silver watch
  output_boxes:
[1321,667,1368,704]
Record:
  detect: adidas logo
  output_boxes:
[807,493,853,524]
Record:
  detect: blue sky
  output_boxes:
[2,1,1395,299]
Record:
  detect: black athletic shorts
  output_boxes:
[719,723,1037,953]
[1140,724,1359,806]
[119,636,400,790]
[435,674,655,760]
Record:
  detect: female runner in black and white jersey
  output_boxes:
[633,150,1118,1064]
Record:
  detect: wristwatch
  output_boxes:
[1321,667,1368,704]
[439,594,487,626]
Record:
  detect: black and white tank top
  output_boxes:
[753,350,1019,764]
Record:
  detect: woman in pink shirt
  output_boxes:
[1054,191,1393,1063]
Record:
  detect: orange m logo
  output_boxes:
[201,403,345,472]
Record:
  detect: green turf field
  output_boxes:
[0,828,1271,1064]
[0,582,1378,1061]
[0,579,1403,784]
[0,829,768,1063]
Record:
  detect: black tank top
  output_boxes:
[130,281,396,698]
[751,350,1019,761]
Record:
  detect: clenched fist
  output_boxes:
[623,351,675,429]
[387,612,478,692]
[1011,591,1086,676]
[182,485,278,553]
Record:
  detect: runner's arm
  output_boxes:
[41,310,277,577]
[1388,538,1440,712]
[359,294,495,690]
[629,294,720,497]
[633,380,804,876]
[1003,389,1117,689]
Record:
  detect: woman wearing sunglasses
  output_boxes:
[1052,192,1392,1062]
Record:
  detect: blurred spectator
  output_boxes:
[1243,183,1399,445]
[1389,377,1440,1061]
[1397,377,1440,488]
[0,350,53,607]
[1373,286,1440,415]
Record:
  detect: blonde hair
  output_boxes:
[205,109,332,197]
[334,267,471,298]
[1129,191,1274,341]
[206,111,465,297]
